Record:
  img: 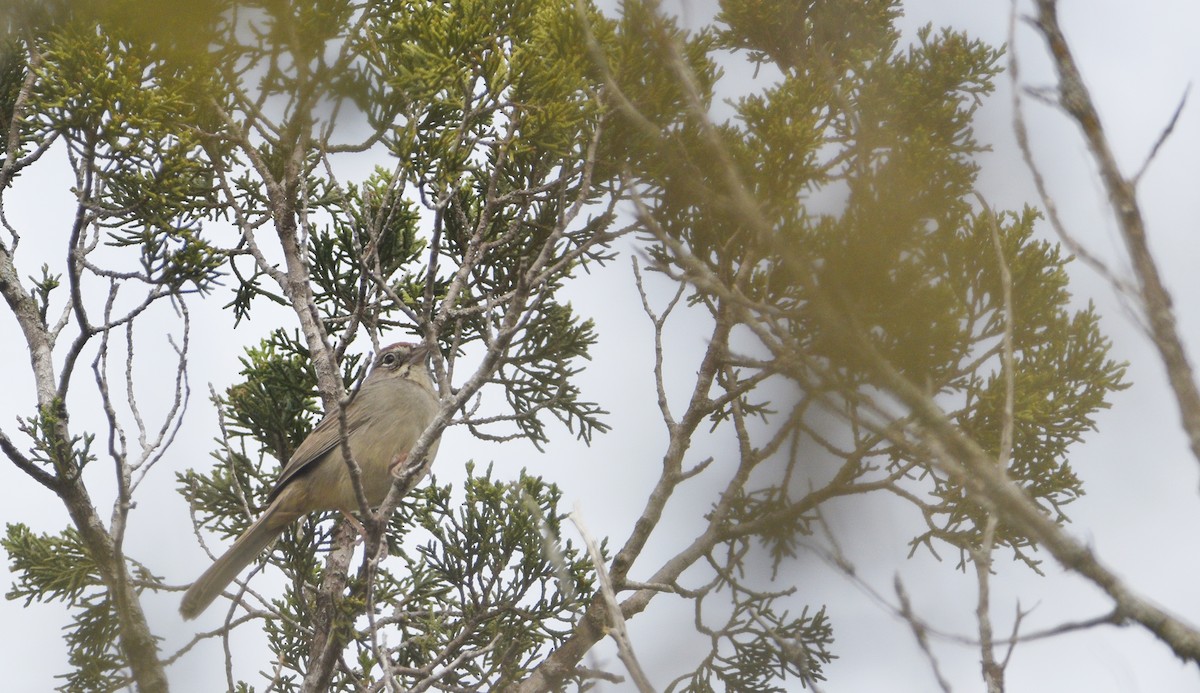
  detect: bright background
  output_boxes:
[2,1,1199,690]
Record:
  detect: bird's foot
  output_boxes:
[388,451,411,479]
[339,511,368,543]
[339,511,389,560]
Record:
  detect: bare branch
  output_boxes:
[1132,84,1190,186]
[1029,0,1200,473]
[572,512,655,693]
[1006,4,1137,300]
[895,577,954,693]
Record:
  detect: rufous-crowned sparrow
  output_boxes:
[180,342,440,619]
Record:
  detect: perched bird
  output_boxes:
[180,342,440,620]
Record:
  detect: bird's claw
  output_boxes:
[388,451,410,479]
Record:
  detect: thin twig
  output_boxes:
[1030,0,1200,473]
[571,511,656,693]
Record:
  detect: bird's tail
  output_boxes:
[180,504,291,620]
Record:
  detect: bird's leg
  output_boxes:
[338,511,390,561]
[339,511,368,541]
[388,451,410,478]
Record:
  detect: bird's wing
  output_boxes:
[265,388,372,503]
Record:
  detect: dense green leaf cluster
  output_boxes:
[381,467,593,690]
[0,2,228,299]
[366,2,617,443]
[34,29,223,289]
[308,171,426,323]
[179,330,363,542]
[0,38,26,151]
[188,457,594,692]
[209,0,616,441]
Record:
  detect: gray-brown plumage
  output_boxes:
[180,342,440,620]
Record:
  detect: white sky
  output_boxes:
[3,0,1200,691]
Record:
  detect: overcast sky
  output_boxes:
[3,1,1200,691]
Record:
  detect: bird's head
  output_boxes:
[369,342,434,387]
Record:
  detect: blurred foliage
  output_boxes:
[1,0,1131,690]
[3,1,228,293]
[614,0,1125,569]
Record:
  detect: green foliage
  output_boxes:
[719,0,900,73]
[344,0,618,441]
[592,0,721,185]
[206,0,616,444]
[490,301,609,447]
[618,0,1126,575]
[227,466,595,692]
[225,331,326,462]
[179,320,593,693]
[2,523,158,692]
[179,330,367,541]
[3,526,123,692]
[186,358,597,691]
[308,169,427,326]
[15,15,227,293]
[0,37,25,149]
[4,524,100,606]
[179,447,266,544]
[686,517,834,691]
[364,0,603,180]
[681,597,834,693]
[597,5,1118,684]
[17,402,96,478]
[399,466,595,690]
[27,264,61,323]
[905,209,1128,565]
[2,0,1136,689]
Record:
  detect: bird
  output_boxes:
[180,341,440,620]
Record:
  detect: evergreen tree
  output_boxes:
[1,1,1188,691]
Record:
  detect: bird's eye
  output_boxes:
[381,353,397,366]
